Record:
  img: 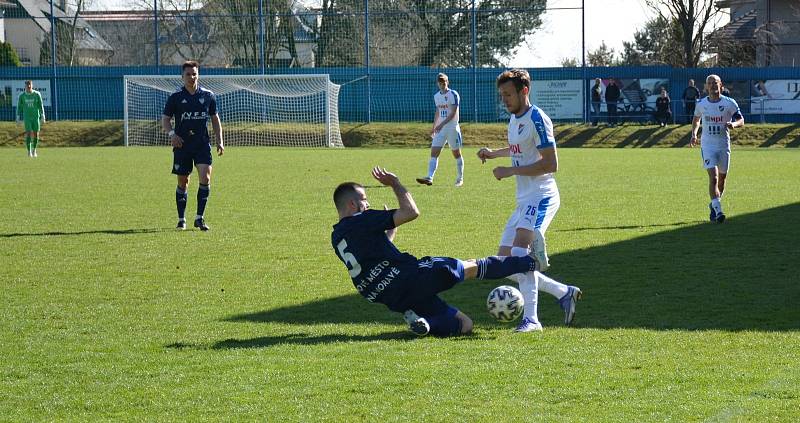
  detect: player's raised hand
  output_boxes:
[477,147,492,163]
[372,166,400,187]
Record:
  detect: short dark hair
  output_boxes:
[437,73,448,83]
[24,80,32,86]
[333,182,363,211]
[496,69,530,93]
[182,61,199,72]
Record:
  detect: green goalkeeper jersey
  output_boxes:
[17,90,45,121]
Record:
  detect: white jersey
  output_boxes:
[507,105,558,202]
[694,95,743,148]
[434,89,460,128]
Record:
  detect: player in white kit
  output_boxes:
[417,73,465,187]
[690,74,744,223]
[477,69,581,332]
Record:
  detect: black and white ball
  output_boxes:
[486,285,524,322]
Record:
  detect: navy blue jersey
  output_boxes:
[331,209,419,306]
[163,86,218,145]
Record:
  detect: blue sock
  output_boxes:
[176,186,188,219]
[475,256,535,279]
[196,184,210,218]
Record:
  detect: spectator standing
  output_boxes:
[604,80,621,127]
[682,79,701,124]
[590,78,602,126]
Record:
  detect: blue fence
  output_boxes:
[2,65,799,123]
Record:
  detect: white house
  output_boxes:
[2,0,113,66]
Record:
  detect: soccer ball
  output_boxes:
[486,285,524,322]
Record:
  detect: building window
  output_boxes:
[16,47,30,62]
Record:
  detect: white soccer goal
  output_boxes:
[124,74,343,148]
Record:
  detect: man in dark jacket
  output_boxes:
[682,79,701,124]
[654,87,672,127]
[604,80,621,127]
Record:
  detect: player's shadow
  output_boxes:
[208,331,412,349]
[0,228,163,238]
[225,203,799,332]
[224,292,397,325]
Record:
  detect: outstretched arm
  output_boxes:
[689,116,701,147]
[477,146,510,163]
[371,167,419,228]
[492,146,558,180]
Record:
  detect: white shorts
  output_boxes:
[499,192,560,247]
[701,145,731,173]
[432,124,462,149]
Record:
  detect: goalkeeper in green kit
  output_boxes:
[17,80,45,157]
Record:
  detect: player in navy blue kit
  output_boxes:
[161,61,224,231]
[332,167,546,337]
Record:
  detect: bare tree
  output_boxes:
[159,0,215,64]
[645,0,722,68]
[126,0,215,64]
[41,0,101,65]
[313,0,546,67]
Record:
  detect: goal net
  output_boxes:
[124,74,343,148]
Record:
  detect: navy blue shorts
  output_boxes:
[172,142,212,175]
[396,256,466,337]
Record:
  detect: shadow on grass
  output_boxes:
[760,124,800,147]
[224,203,800,334]
[207,331,412,349]
[555,221,700,232]
[0,228,164,238]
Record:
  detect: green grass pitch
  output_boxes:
[1,146,798,420]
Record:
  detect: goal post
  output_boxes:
[123,74,343,148]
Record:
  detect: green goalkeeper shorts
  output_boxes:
[24,117,41,132]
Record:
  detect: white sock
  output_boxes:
[195,214,203,220]
[518,273,539,322]
[427,157,438,179]
[536,271,569,299]
[455,157,464,180]
[711,197,723,214]
[510,246,539,322]
[510,246,528,258]
[532,228,546,256]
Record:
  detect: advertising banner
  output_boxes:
[751,80,800,114]
[1,80,52,109]
[529,80,583,120]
